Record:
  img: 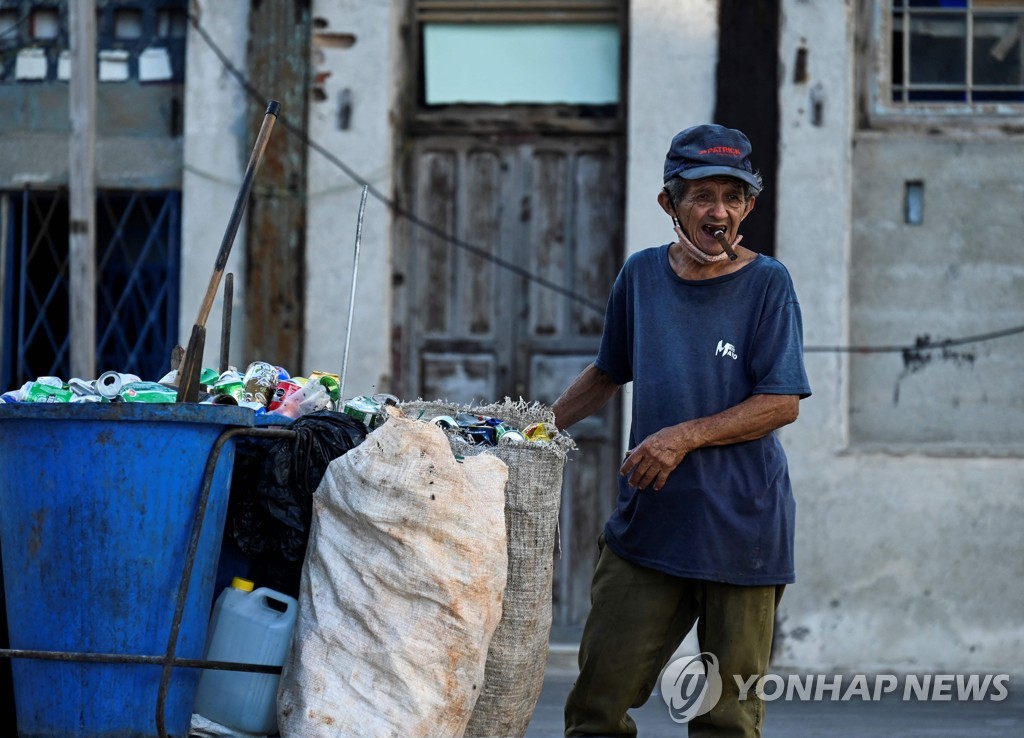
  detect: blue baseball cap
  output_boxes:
[663,124,763,193]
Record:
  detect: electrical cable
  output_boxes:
[189,15,605,314]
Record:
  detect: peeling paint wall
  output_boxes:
[180,0,250,367]
[301,0,396,391]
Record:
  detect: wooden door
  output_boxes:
[392,134,623,636]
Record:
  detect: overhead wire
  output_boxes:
[188,14,605,315]
[188,12,1024,356]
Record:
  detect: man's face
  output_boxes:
[671,177,755,255]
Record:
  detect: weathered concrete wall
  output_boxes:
[849,135,1024,448]
[0,79,181,189]
[301,0,396,392]
[774,0,1024,675]
[180,0,250,367]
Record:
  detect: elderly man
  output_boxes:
[555,124,811,737]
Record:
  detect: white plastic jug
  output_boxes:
[193,577,298,735]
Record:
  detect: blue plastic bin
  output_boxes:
[0,402,253,738]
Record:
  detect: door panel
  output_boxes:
[397,135,622,633]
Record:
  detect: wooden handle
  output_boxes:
[193,100,280,330]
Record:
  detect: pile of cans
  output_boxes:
[1,372,179,404]
[1,367,558,445]
[0,361,345,417]
[422,412,554,447]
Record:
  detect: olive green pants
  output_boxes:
[564,538,785,737]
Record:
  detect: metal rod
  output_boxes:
[339,185,369,400]
[0,648,281,674]
[155,426,296,738]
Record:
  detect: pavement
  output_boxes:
[524,645,1024,738]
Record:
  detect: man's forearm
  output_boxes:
[621,393,800,491]
[679,393,800,450]
[552,363,620,430]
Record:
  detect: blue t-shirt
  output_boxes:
[596,247,812,585]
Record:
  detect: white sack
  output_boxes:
[277,411,508,738]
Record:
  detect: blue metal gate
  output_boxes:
[1,187,181,391]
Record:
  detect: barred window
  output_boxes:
[891,0,1024,105]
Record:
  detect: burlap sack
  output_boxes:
[401,398,574,738]
[277,411,509,738]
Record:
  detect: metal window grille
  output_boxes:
[1,188,181,392]
[891,0,1024,104]
[0,0,187,83]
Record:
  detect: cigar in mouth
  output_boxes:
[713,229,738,261]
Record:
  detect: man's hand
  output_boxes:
[619,425,692,492]
[617,394,801,492]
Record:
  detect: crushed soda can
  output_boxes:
[497,426,526,443]
[117,381,177,403]
[431,415,459,431]
[237,399,267,415]
[372,393,400,407]
[464,425,497,446]
[0,391,20,403]
[96,371,141,399]
[67,377,98,397]
[343,396,383,429]
[242,361,278,408]
[267,379,302,412]
[24,382,73,403]
[523,422,554,442]
[212,371,245,403]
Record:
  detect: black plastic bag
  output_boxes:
[228,410,367,596]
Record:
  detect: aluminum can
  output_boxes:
[372,393,400,407]
[431,415,459,431]
[497,425,526,444]
[96,371,141,398]
[214,381,245,403]
[343,396,382,429]
[267,379,302,412]
[242,361,279,408]
[309,371,341,403]
[117,381,178,403]
[464,425,497,446]
[456,412,487,427]
[212,371,245,402]
[24,383,73,403]
[67,377,98,397]
[523,422,554,442]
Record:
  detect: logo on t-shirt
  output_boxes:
[715,340,738,360]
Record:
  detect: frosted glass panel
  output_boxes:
[424,23,620,105]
